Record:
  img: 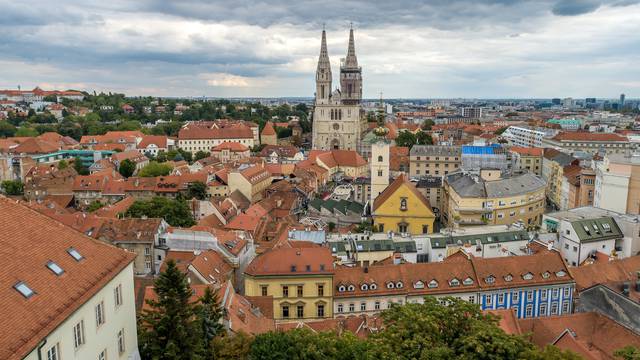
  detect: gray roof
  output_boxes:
[415,176,442,189]
[445,172,547,198]
[410,145,461,157]
[430,230,529,249]
[570,217,623,243]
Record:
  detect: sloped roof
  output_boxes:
[261,121,276,136]
[373,174,432,212]
[245,247,334,276]
[0,197,135,360]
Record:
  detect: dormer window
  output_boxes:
[485,275,495,284]
[414,281,425,289]
[449,278,460,287]
[370,283,377,290]
[556,270,567,277]
[522,272,534,280]
[387,282,395,289]
[400,198,408,211]
[542,271,550,279]
[504,274,513,282]
[396,281,404,289]
[361,284,368,291]
[428,280,438,288]
[347,285,355,292]
[338,285,346,292]
[463,277,474,286]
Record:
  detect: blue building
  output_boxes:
[31,149,115,167]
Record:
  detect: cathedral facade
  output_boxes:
[311,28,367,151]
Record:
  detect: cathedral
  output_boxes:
[311,27,367,151]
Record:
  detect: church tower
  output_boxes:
[370,127,390,206]
[315,29,332,105]
[340,25,362,105]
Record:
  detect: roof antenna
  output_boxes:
[323,22,326,31]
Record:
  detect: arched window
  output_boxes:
[378,155,383,162]
[338,285,346,292]
[386,282,395,289]
[347,284,355,291]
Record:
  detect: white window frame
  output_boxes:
[118,328,126,355]
[114,284,123,307]
[73,320,85,349]
[95,301,106,327]
[47,343,60,360]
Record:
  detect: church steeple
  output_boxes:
[340,24,362,105]
[344,24,358,69]
[315,28,332,104]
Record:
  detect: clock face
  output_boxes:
[333,123,340,130]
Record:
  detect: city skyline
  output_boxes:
[1,0,639,98]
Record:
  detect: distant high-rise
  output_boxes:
[620,93,626,107]
[585,98,596,104]
[551,98,561,105]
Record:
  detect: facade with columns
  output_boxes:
[312,28,367,151]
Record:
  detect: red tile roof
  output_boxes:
[245,247,334,276]
[552,131,628,142]
[261,121,276,136]
[212,141,249,152]
[137,135,168,149]
[0,197,136,360]
[509,147,543,156]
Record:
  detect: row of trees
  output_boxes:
[141,259,599,360]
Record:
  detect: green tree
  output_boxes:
[1,180,24,195]
[198,287,225,356]
[416,130,433,145]
[125,197,195,227]
[250,329,367,360]
[422,119,435,130]
[0,122,16,137]
[615,346,640,360]
[87,200,105,212]
[187,181,207,200]
[327,222,336,231]
[395,131,417,148]
[156,150,168,163]
[211,332,252,360]
[118,158,136,178]
[57,160,68,170]
[138,161,173,177]
[73,157,90,175]
[194,150,210,161]
[138,260,203,360]
[15,127,38,137]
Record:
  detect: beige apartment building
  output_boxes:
[443,170,547,228]
[409,145,461,178]
[594,153,640,214]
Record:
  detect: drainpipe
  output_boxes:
[36,339,47,360]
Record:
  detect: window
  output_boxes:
[378,155,383,162]
[398,223,408,233]
[551,303,558,315]
[485,275,495,284]
[14,281,34,298]
[562,301,570,314]
[378,170,383,176]
[422,225,429,234]
[564,287,570,298]
[118,328,126,354]
[282,286,289,298]
[347,284,355,291]
[46,261,64,276]
[428,280,438,288]
[73,320,85,348]
[114,284,123,307]
[512,291,519,302]
[349,303,355,312]
[553,288,559,298]
[468,296,475,304]
[498,294,504,304]
[317,284,324,297]
[282,305,290,318]
[541,290,548,301]
[360,302,367,311]
[485,294,492,305]
[297,285,303,297]
[317,304,325,317]
[96,301,106,327]
[47,343,60,360]
[400,198,407,211]
[261,285,268,296]
[297,305,304,318]
[527,291,533,301]
[450,278,460,287]
[337,304,343,313]
[98,349,107,360]
[361,283,368,291]
[540,303,548,316]
[374,301,381,310]
[525,305,533,317]
[338,285,346,292]
[67,247,83,261]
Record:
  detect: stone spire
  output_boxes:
[315,29,332,104]
[344,24,358,69]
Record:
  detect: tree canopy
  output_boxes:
[125,197,195,227]
[118,158,136,178]
[138,161,173,177]
[1,180,24,196]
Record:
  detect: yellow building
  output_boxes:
[244,247,334,322]
[372,174,436,234]
[228,164,272,203]
[443,170,546,228]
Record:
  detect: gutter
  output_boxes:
[36,339,47,360]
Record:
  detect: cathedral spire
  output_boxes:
[345,24,358,68]
[315,29,332,104]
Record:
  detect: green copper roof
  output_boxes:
[570,217,622,243]
[429,230,529,249]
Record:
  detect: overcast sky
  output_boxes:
[1,0,639,98]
